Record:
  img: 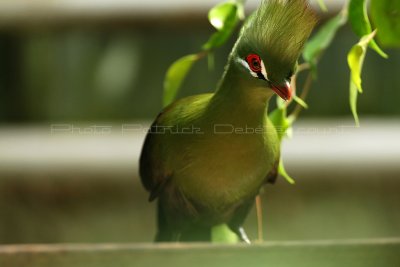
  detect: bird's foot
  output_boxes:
[237,227,251,244]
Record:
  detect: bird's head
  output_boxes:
[232,0,317,101]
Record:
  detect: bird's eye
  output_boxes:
[246,54,262,72]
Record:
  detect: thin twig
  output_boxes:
[290,71,314,120]
[296,63,310,73]
[255,195,263,242]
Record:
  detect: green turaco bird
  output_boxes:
[140,0,316,243]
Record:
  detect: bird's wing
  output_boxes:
[139,110,172,202]
[265,156,280,184]
[139,94,213,202]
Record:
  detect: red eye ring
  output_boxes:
[246,54,262,72]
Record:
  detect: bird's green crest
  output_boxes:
[240,0,317,68]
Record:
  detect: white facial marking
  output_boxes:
[285,80,291,88]
[261,60,268,81]
[237,58,258,78]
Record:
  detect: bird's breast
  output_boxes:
[173,129,277,213]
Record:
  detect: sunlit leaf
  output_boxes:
[347,31,376,93]
[278,157,295,185]
[347,31,376,126]
[303,8,347,67]
[276,97,286,109]
[269,107,295,184]
[208,2,237,30]
[285,125,293,139]
[163,54,199,107]
[349,81,360,127]
[211,224,239,243]
[269,107,290,141]
[371,0,400,48]
[203,2,239,50]
[293,95,308,109]
[348,0,388,58]
[317,0,328,12]
[235,0,245,20]
[347,45,364,93]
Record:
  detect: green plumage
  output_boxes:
[139,0,316,242]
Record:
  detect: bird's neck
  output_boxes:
[208,59,273,127]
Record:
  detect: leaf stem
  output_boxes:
[317,0,328,12]
[289,71,314,120]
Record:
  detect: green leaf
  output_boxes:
[235,0,245,20]
[349,0,372,35]
[278,158,295,185]
[347,31,376,93]
[349,81,360,127]
[276,97,286,109]
[163,54,199,107]
[303,8,347,67]
[347,45,364,93]
[211,224,239,243]
[317,0,328,12]
[269,107,290,142]
[347,31,376,126]
[348,0,388,58]
[371,0,400,48]
[203,2,239,50]
[292,95,308,109]
[208,2,237,31]
[269,108,295,184]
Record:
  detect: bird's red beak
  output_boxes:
[271,81,292,101]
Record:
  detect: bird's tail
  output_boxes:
[155,200,212,242]
[154,200,175,241]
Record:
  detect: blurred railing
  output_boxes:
[0,119,399,176]
[0,0,345,28]
[1,238,400,267]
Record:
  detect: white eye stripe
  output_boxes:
[237,57,268,80]
[261,60,268,80]
[237,58,258,78]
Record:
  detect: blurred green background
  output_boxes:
[1,17,400,123]
[0,0,399,245]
